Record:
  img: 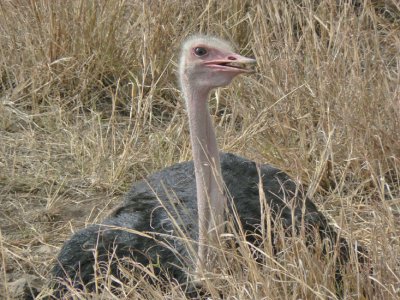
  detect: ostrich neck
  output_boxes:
[182,85,226,271]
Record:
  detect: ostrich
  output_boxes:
[52,35,364,296]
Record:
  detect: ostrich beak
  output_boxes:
[204,54,256,73]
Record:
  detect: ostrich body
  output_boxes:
[52,36,356,295]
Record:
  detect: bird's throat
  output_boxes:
[184,87,226,273]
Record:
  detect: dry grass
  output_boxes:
[0,0,399,299]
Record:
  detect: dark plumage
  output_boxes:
[52,153,353,295]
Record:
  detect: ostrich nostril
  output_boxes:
[227,56,237,60]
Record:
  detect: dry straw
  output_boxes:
[0,0,399,299]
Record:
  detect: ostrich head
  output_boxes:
[179,35,255,95]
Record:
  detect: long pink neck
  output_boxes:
[181,84,226,272]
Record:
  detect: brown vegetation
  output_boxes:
[0,0,399,299]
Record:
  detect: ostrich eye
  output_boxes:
[194,47,207,56]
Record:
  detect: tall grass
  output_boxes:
[0,0,399,298]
